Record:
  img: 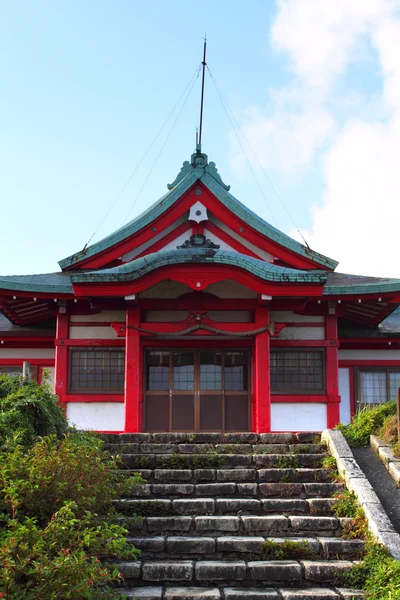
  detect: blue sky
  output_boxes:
[1,0,400,277]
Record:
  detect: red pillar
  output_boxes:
[326,314,340,428]
[54,312,69,402]
[254,307,270,433]
[124,306,141,432]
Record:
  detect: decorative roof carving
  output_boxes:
[167,150,231,191]
[177,233,220,250]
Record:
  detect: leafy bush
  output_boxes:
[0,375,68,447]
[378,413,398,445]
[336,401,396,446]
[0,432,142,525]
[341,541,400,599]
[0,374,143,598]
[0,502,138,599]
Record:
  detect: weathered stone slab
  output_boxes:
[262,499,307,513]
[195,516,240,532]
[152,433,188,443]
[194,469,216,481]
[260,433,294,444]
[152,484,194,496]
[141,443,176,454]
[217,498,261,513]
[253,444,289,454]
[224,589,279,599]
[319,537,364,559]
[303,483,344,497]
[117,586,163,599]
[142,560,194,581]
[378,446,399,465]
[237,483,258,496]
[362,501,396,535]
[280,589,340,599]
[258,468,297,482]
[195,560,246,581]
[167,536,215,554]
[217,536,265,553]
[388,461,400,483]
[335,589,365,599]
[241,515,288,533]
[172,498,215,515]
[259,483,302,498]
[321,430,353,459]
[290,516,338,532]
[302,560,354,582]
[196,483,236,496]
[129,537,165,552]
[147,516,192,532]
[377,530,400,561]
[154,469,193,482]
[118,561,141,579]
[164,588,221,600]
[248,560,302,581]
[307,498,336,515]
[217,469,256,482]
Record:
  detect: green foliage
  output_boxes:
[341,541,400,599]
[0,432,143,525]
[0,502,138,599]
[378,414,398,446]
[0,375,68,447]
[336,401,396,447]
[0,375,143,598]
[262,539,316,560]
[278,454,299,468]
[322,455,337,470]
[332,490,359,518]
[341,506,368,540]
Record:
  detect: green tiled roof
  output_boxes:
[0,272,73,294]
[71,248,328,285]
[323,272,400,295]
[59,150,339,271]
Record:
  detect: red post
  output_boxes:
[325,314,340,428]
[124,306,141,432]
[254,307,270,433]
[54,312,69,401]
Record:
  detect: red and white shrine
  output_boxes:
[1,149,400,433]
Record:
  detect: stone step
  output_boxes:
[118,480,344,502]
[121,467,336,484]
[118,509,344,537]
[118,558,357,585]
[116,586,365,599]
[119,453,328,470]
[127,535,364,560]
[106,442,326,455]
[120,512,351,536]
[102,432,321,445]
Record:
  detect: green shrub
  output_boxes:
[336,401,396,446]
[341,541,400,599]
[332,490,359,518]
[0,375,68,447]
[0,432,143,525]
[378,413,398,445]
[0,502,138,599]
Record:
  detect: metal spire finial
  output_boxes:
[198,35,207,152]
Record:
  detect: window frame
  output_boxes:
[270,348,326,394]
[68,347,125,393]
[355,367,400,409]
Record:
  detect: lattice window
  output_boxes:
[69,348,125,392]
[358,369,400,407]
[270,350,325,392]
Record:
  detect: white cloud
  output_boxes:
[234,0,400,277]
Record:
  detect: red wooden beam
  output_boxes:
[54,313,69,401]
[254,307,270,433]
[124,307,141,433]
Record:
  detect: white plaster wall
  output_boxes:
[69,326,118,339]
[271,403,327,432]
[66,402,125,431]
[120,215,188,262]
[270,311,324,323]
[0,348,55,358]
[206,280,258,299]
[70,311,126,322]
[339,368,351,425]
[208,311,253,322]
[47,367,55,391]
[278,327,325,340]
[339,350,400,360]
[140,281,191,298]
[209,214,275,262]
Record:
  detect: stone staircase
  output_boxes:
[102,432,365,600]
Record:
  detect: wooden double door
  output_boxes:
[143,349,250,432]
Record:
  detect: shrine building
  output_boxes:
[1,148,400,434]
